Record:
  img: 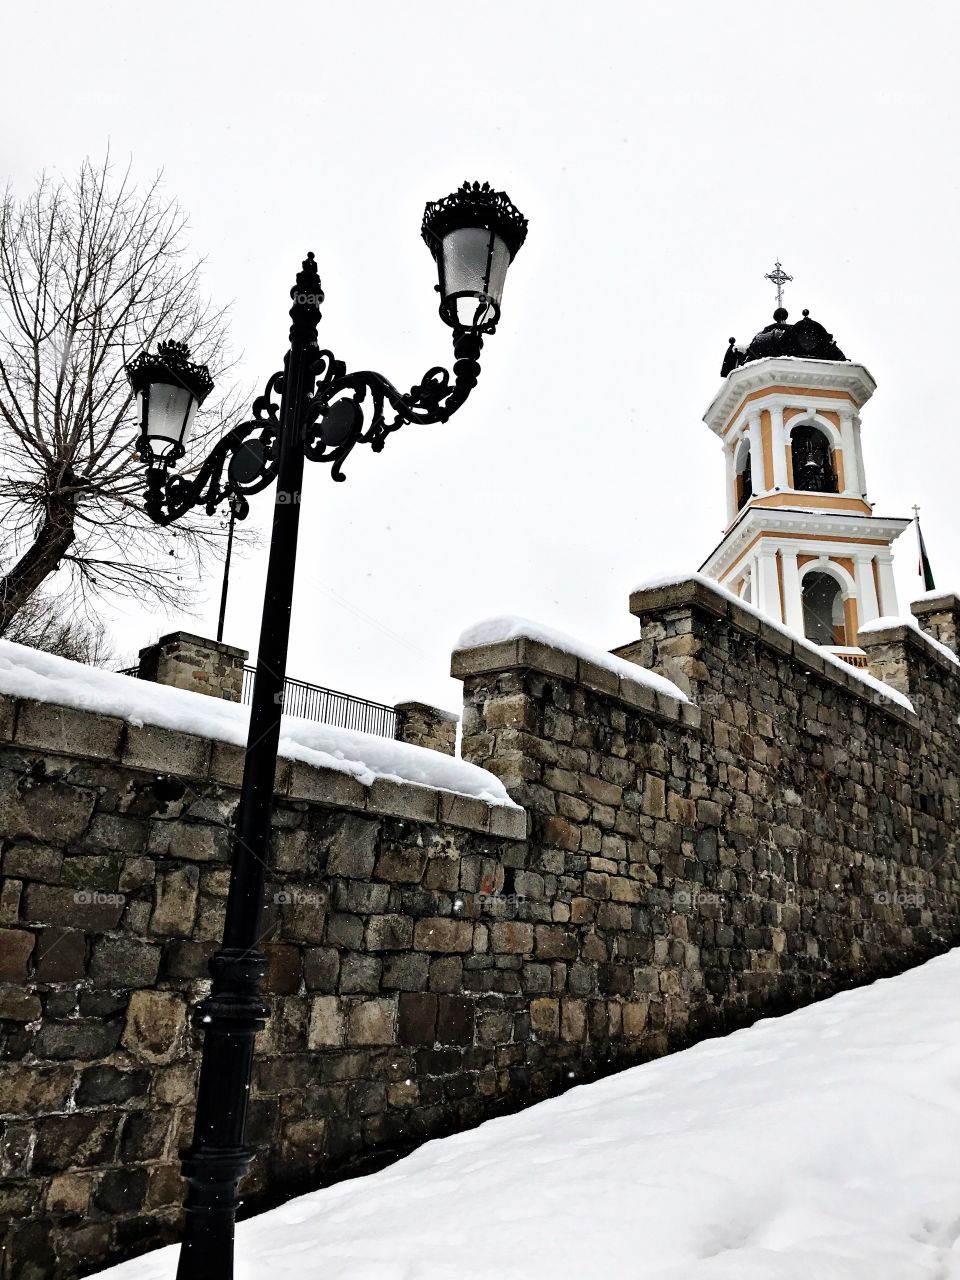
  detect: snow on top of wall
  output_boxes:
[859,613,960,668]
[455,615,688,703]
[0,640,517,809]
[633,570,916,713]
[92,947,960,1280]
[914,588,958,600]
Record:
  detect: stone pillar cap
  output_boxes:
[910,592,960,617]
[139,631,249,660]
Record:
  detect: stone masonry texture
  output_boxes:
[136,632,248,703]
[1,576,959,1278]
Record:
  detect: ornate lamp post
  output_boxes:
[125,180,527,1280]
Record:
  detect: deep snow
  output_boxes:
[94,949,960,1279]
[0,640,515,807]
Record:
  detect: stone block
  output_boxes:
[33,927,86,982]
[286,762,367,809]
[436,995,473,1045]
[397,992,437,1045]
[22,883,124,931]
[76,1064,151,1107]
[0,694,16,743]
[123,723,212,776]
[15,702,124,760]
[33,1112,121,1173]
[347,997,397,1045]
[264,944,301,994]
[367,779,439,823]
[121,991,187,1064]
[326,815,379,879]
[488,803,527,840]
[303,947,340,992]
[529,997,560,1036]
[489,921,534,953]
[366,914,414,951]
[307,996,345,1047]
[438,792,490,832]
[89,937,161,988]
[46,1172,95,1214]
[0,775,96,844]
[2,842,63,883]
[382,951,430,991]
[560,999,587,1042]
[339,953,382,994]
[374,845,427,883]
[150,865,200,937]
[0,928,35,982]
[0,985,41,1021]
[413,918,473,953]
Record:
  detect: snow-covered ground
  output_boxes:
[95,949,960,1279]
[0,640,515,807]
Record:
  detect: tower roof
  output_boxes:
[721,308,847,377]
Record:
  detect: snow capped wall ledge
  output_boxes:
[629,572,918,720]
[0,640,524,834]
[452,615,699,729]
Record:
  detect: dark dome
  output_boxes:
[721,308,847,377]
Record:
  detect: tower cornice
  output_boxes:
[704,357,877,437]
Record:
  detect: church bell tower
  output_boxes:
[700,266,909,667]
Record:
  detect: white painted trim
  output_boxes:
[798,555,857,599]
[703,357,877,436]
[780,548,804,633]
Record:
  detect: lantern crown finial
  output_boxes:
[421,180,528,261]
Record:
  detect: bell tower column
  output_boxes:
[854,553,880,624]
[747,414,765,494]
[770,405,789,490]
[838,408,862,497]
[781,549,804,632]
[756,547,782,622]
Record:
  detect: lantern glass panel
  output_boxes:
[143,382,198,451]
[441,227,511,328]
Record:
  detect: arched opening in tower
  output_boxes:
[801,571,847,646]
[791,425,838,494]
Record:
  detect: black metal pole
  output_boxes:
[175,255,323,1280]
[215,499,238,645]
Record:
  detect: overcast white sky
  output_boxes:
[3,1,959,713]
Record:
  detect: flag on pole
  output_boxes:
[914,509,936,592]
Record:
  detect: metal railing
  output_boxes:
[241,666,397,738]
[117,663,397,738]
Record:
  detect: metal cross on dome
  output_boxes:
[764,259,793,309]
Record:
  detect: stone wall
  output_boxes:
[0,704,524,1280]
[456,578,960,1052]
[2,576,960,1279]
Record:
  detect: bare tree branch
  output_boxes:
[0,153,243,632]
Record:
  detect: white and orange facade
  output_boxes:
[700,353,909,665]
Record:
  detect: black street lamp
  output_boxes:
[125,180,527,1280]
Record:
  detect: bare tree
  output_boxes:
[0,153,239,632]
[0,589,115,666]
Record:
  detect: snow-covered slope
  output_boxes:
[95,949,960,1279]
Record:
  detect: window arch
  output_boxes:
[791,424,837,493]
[801,570,847,645]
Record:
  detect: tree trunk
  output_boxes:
[0,491,77,634]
